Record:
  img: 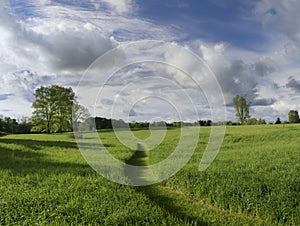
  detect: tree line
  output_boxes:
[78,117,210,131]
[0,116,31,136]
[1,87,300,135]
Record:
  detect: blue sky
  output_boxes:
[135,0,269,50]
[1,0,300,122]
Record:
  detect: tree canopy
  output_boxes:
[31,85,76,133]
[275,117,281,124]
[288,110,299,123]
[232,95,250,124]
[0,116,31,135]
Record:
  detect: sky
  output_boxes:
[1,0,300,123]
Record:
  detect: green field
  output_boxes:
[0,124,299,225]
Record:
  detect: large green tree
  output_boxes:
[31,85,75,133]
[288,110,299,123]
[233,95,250,124]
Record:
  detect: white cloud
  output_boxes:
[101,0,134,15]
[0,0,177,117]
[1,0,300,123]
[255,0,300,47]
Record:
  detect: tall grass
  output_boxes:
[0,125,299,225]
[0,133,194,225]
[163,125,300,225]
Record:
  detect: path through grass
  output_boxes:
[126,142,269,225]
[1,124,299,225]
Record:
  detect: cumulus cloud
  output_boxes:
[1,0,300,123]
[195,41,279,107]
[0,0,175,75]
[0,0,178,117]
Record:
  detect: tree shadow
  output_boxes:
[0,139,95,176]
[138,185,209,225]
[0,138,114,151]
[0,138,78,150]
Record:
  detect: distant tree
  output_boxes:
[4,117,18,133]
[226,121,233,125]
[31,85,76,133]
[0,115,31,134]
[150,121,166,128]
[205,120,212,126]
[246,118,257,125]
[198,120,212,126]
[173,122,182,127]
[15,117,32,134]
[199,120,206,126]
[112,119,128,128]
[233,95,250,124]
[275,117,281,124]
[246,118,266,125]
[257,118,266,125]
[288,110,299,123]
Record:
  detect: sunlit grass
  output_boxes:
[0,124,299,225]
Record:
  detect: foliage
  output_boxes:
[233,95,250,124]
[0,115,32,134]
[246,118,266,125]
[246,118,257,125]
[199,120,212,126]
[31,85,75,133]
[80,117,206,131]
[288,110,299,123]
[275,117,281,124]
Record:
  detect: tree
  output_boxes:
[246,118,257,125]
[275,117,281,124]
[53,86,75,132]
[31,85,75,133]
[233,95,250,124]
[72,102,90,131]
[0,115,32,134]
[288,110,299,123]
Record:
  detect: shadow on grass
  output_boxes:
[0,138,114,151]
[138,185,209,226]
[125,144,209,225]
[0,138,78,150]
[0,139,95,176]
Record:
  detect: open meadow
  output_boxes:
[0,124,299,225]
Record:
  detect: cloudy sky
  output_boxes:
[1,0,300,122]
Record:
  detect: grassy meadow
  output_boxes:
[0,124,299,225]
